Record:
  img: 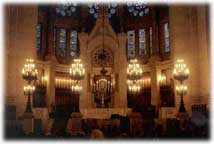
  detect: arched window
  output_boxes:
[127,30,135,59]
[55,4,78,17]
[36,24,42,54]
[127,3,149,17]
[139,29,146,55]
[58,28,66,57]
[70,30,78,58]
[149,27,152,55]
[164,23,170,52]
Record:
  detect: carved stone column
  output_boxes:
[150,61,161,112]
[46,62,56,112]
[115,33,128,108]
[78,33,90,109]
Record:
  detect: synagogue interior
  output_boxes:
[4,3,210,139]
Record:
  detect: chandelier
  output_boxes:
[22,59,38,83]
[69,58,85,94]
[127,59,143,81]
[21,58,38,114]
[173,59,189,83]
[69,59,85,81]
[173,59,190,116]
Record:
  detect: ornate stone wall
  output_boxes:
[4,5,210,120]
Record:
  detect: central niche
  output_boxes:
[90,47,115,108]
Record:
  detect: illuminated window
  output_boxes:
[149,27,152,55]
[127,3,149,17]
[36,24,42,53]
[56,4,77,17]
[164,23,170,52]
[127,30,135,59]
[139,29,146,55]
[53,28,56,49]
[58,28,66,57]
[70,30,78,57]
[88,3,99,18]
[107,3,117,18]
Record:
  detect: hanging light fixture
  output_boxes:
[127,59,143,81]
[173,59,190,117]
[21,58,38,114]
[22,59,38,83]
[69,58,85,94]
[69,58,85,81]
[173,59,189,83]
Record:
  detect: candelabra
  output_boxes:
[69,58,85,94]
[128,81,141,95]
[93,76,113,108]
[22,59,38,114]
[71,84,83,95]
[173,59,190,115]
[158,75,167,87]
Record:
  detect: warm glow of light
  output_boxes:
[127,59,143,81]
[158,74,167,86]
[70,58,85,81]
[22,58,38,82]
[128,83,141,94]
[173,59,190,82]
[55,77,74,89]
[23,85,35,95]
[71,84,82,94]
[176,84,187,95]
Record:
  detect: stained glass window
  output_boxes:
[139,29,146,55]
[36,24,42,53]
[70,30,78,57]
[107,3,117,18]
[149,27,152,55]
[58,28,66,57]
[88,4,117,19]
[53,28,56,50]
[127,30,135,59]
[88,3,99,18]
[127,3,149,17]
[164,23,170,52]
[56,3,77,17]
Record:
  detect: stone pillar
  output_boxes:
[196,6,210,106]
[150,62,161,110]
[46,62,56,112]
[169,6,202,114]
[78,33,90,109]
[5,6,38,117]
[115,33,127,108]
